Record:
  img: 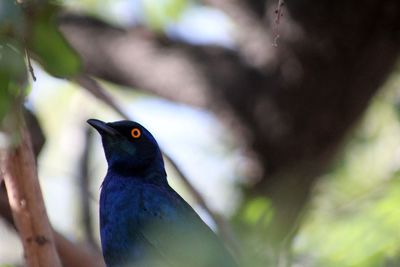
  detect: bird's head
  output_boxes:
[87,119,164,174]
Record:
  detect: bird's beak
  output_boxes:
[87,119,119,136]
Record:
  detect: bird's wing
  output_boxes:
[129,183,237,267]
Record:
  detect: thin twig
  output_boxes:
[74,74,241,255]
[274,0,285,25]
[77,127,98,248]
[25,48,37,82]
[272,0,285,47]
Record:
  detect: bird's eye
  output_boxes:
[131,128,141,138]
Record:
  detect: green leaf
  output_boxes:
[28,3,81,78]
[143,0,188,30]
[0,76,12,123]
[0,38,27,122]
[242,197,274,226]
[0,39,27,83]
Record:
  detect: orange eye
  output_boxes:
[131,128,141,138]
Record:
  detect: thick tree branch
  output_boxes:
[0,184,105,267]
[202,0,274,67]
[0,108,105,267]
[55,231,105,267]
[0,113,61,267]
[60,15,210,107]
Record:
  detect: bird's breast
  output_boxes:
[99,176,145,264]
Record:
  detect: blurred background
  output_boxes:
[1,0,400,266]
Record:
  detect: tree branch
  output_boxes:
[0,184,105,267]
[55,231,105,267]
[0,112,61,267]
[202,0,275,67]
[60,15,210,107]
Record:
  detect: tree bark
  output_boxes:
[0,183,106,267]
[0,113,61,267]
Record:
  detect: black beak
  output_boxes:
[87,119,119,136]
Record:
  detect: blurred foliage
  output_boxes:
[142,0,188,30]
[242,197,274,226]
[27,3,81,77]
[62,0,189,29]
[0,39,27,121]
[0,0,81,125]
[234,196,275,267]
[230,67,400,267]
[292,70,400,266]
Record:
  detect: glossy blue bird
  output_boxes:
[87,119,238,267]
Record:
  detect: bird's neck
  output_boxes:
[107,153,168,186]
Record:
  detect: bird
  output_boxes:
[87,119,238,267]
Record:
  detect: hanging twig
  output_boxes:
[25,48,37,82]
[0,111,61,267]
[273,0,285,47]
[74,74,241,255]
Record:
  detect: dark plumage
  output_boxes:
[87,119,237,267]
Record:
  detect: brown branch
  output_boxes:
[59,15,210,107]
[0,184,106,267]
[202,0,275,67]
[0,110,104,266]
[75,75,126,117]
[55,231,106,267]
[74,74,241,254]
[0,113,61,267]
